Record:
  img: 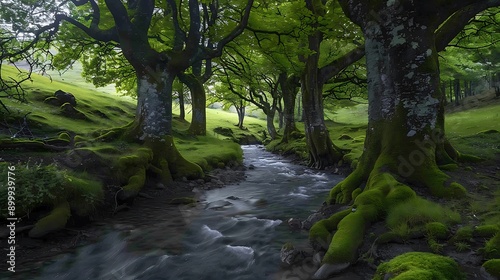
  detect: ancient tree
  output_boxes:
[309,0,500,278]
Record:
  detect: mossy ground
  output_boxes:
[0,65,266,239]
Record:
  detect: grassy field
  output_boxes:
[0,65,267,168]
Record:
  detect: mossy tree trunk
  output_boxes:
[279,72,300,143]
[179,72,207,135]
[122,64,203,189]
[301,0,344,169]
[307,1,499,277]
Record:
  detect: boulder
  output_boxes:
[280,243,308,265]
[60,103,89,120]
[302,212,324,230]
[55,90,77,106]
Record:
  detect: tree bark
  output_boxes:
[179,73,207,135]
[280,73,300,143]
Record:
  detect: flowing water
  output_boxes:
[29,145,343,280]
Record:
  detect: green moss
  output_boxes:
[438,163,458,171]
[29,200,71,238]
[484,233,500,259]
[482,259,500,278]
[373,252,465,280]
[448,182,467,198]
[309,208,351,249]
[411,164,467,199]
[323,212,366,264]
[474,224,500,238]
[351,188,362,200]
[328,167,365,204]
[64,174,104,216]
[459,153,484,162]
[58,132,71,141]
[385,184,416,209]
[425,222,448,239]
[451,226,473,243]
[168,197,197,205]
[386,197,461,230]
[122,168,146,197]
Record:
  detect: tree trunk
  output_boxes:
[266,108,278,140]
[120,67,203,202]
[454,78,461,105]
[301,30,343,169]
[176,81,186,120]
[312,1,467,274]
[180,73,207,135]
[280,73,300,143]
[235,100,245,129]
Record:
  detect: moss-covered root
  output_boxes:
[412,165,467,199]
[316,173,417,278]
[117,148,152,201]
[373,252,465,280]
[482,259,500,279]
[309,208,351,250]
[29,200,71,238]
[328,167,365,204]
[149,136,204,180]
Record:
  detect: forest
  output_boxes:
[0,0,499,279]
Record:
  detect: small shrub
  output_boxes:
[0,162,66,218]
[454,242,471,252]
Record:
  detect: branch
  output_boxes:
[166,0,187,51]
[435,0,500,52]
[210,0,254,58]
[319,45,365,83]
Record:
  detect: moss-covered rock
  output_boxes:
[58,132,71,141]
[451,226,473,243]
[482,259,500,278]
[425,222,448,239]
[474,224,500,238]
[60,103,89,120]
[29,200,71,238]
[373,252,465,280]
[484,233,500,259]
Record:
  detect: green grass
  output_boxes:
[0,64,271,178]
[1,65,135,135]
[445,104,500,138]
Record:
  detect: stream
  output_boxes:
[29,145,343,280]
